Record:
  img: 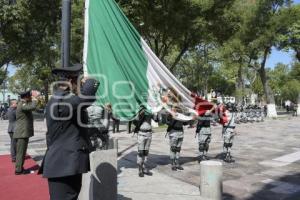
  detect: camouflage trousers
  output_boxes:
[137,131,152,165]
[197,127,211,153]
[169,130,184,160]
[222,128,235,145]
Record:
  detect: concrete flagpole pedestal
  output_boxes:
[79,139,118,200]
[200,161,223,200]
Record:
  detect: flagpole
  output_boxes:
[61,0,71,68]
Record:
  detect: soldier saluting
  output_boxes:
[14,90,40,175]
[39,64,99,200]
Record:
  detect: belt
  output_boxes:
[223,126,235,129]
[172,127,183,131]
[140,129,152,133]
[199,125,210,128]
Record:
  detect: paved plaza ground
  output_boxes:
[0,114,299,200]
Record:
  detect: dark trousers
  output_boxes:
[127,121,132,133]
[48,174,82,200]
[15,138,29,172]
[8,132,16,161]
[112,119,120,133]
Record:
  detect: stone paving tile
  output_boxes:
[0,117,300,199]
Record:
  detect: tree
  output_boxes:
[0,0,61,65]
[230,0,295,116]
[118,0,238,72]
[281,80,300,103]
[0,0,85,102]
[8,65,41,93]
[277,4,300,62]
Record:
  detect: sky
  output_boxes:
[294,0,300,4]
[265,0,300,68]
[266,48,296,69]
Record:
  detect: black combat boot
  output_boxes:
[138,164,144,177]
[143,164,153,176]
[171,159,177,171]
[175,159,184,170]
[224,151,235,163]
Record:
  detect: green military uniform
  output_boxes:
[13,99,37,173]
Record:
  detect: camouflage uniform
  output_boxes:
[222,110,235,162]
[196,114,212,161]
[86,103,111,150]
[167,118,186,171]
[134,111,157,177]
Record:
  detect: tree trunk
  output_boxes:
[44,81,49,103]
[259,67,275,104]
[297,93,300,115]
[235,63,244,105]
[296,49,300,62]
[259,47,277,117]
[169,43,189,72]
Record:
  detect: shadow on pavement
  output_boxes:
[245,172,300,200]
[90,162,118,200]
[118,151,197,174]
[117,194,132,200]
[223,193,237,200]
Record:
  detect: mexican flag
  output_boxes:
[83,0,199,120]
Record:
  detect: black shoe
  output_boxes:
[171,165,177,171]
[175,159,184,170]
[138,165,144,177]
[143,168,153,176]
[143,165,153,176]
[224,153,235,163]
[139,171,144,177]
[15,171,23,175]
[171,159,177,171]
[15,168,30,175]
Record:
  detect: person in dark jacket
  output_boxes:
[14,90,39,174]
[40,64,99,200]
[7,99,17,162]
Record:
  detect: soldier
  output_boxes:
[166,106,188,171]
[39,64,99,200]
[196,110,212,162]
[7,99,17,162]
[134,106,157,177]
[86,102,111,150]
[14,90,39,174]
[220,103,236,163]
[106,103,120,133]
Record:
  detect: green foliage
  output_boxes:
[0,0,61,65]
[8,65,41,93]
[266,62,300,103]
[281,80,300,102]
[0,0,299,105]
[118,0,238,71]
[277,4,300,61]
